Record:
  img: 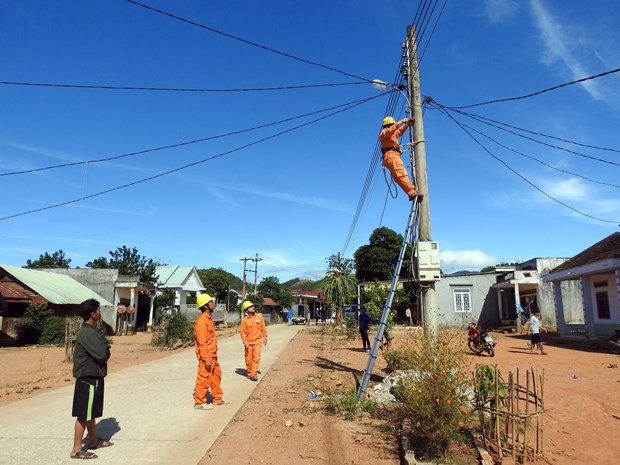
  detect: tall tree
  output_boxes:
[86,246,161,284]
[197,267,242,302]
[354,227,412,282]
[321,255,355,326]
[25,249,71,269]
[257,276,294,309]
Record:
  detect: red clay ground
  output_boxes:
[1,326,619,464]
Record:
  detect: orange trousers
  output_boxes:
[194,358,223,405]
[382,151,416,197]
[244,343,262,378]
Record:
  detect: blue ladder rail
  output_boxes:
[357,197,420,399]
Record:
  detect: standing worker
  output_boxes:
[239,300,268,381]
[379,116,423,201]
[358,307,372,352]
[69,299,113,459]
[194,294,228,409]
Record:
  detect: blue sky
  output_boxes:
[1,0,619,281]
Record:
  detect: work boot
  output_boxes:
[409,192,424,201]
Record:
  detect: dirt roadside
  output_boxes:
[1,326,619,464]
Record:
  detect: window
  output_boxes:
[595,291,611,319]
[453,288,471,313]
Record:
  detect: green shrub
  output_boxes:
[390,329,472,459]
[39,316,66,346]
[165,313,193,345]
[326,389,376,421]
[17,303,55,344]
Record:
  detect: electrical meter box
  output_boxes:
[417,240,441,281]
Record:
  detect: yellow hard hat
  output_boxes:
[197,293,215,309]
[242,300,254,311]
[382,116,395,126]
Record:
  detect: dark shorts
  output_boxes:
[72,377,105,421]
[531,333,542,344]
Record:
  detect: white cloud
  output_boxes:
[529,0,604,100]
[440,249,499,272]
[221,185,352,213]
[541,177,588,202]
[483,0,519,23]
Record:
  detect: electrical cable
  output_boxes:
[430,102,620,224]
[442,104,620,168]
[0,80,368,93]
[0,92,388,221]
[1,94,386,178]
[447,108,620,154]
[446,67,620,109]
[460,121,620,189]
[125,0,372,83]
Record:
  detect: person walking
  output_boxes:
[527,308,548,355]
[69,299,113,459]
[358,307,372,352]
[287,308,293,325]
[239,300,268,381]
[379,116,423,201]
[194,294,228,409]
[405,307,413,326]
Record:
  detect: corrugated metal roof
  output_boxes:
[0,265,113,306]
[156,265,194,287]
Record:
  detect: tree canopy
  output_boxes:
[257,276,294,309]
[354,227,412,282]
[25,249,71,269]
[86,246,162,284]
[321,253,355,326]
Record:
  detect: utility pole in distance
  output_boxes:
[240,257,249,299]
[252,253,262,294]
[407,24,437,342]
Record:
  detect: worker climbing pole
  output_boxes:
[358,25,438,400]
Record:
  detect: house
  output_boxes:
[44,268,156,332]
[156,266,205,306]
[0,264,113,343]
[543,232,620,338]
[493,259,583,332]
[436,271,504,328]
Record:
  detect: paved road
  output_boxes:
[0,324,299,465]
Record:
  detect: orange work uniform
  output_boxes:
[194,310,223,405]
[239,313,267,379]
[379,119,416,197]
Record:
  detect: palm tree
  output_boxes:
[322,253,355,326]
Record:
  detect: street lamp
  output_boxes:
[371,79,410,110]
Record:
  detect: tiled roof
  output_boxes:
[550,232,620,273]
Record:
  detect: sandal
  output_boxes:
[71,451,98,459]
[194,403,214,410]
[88,438,114,450]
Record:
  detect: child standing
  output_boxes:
[527,309,548,355]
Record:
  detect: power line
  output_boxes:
[125,0,372,82]
[448,108,620,154]
[1,94,386,178]
[0,80,367,93]
[446,67,620,109]
[460,121,620,189]
[0,92,387,221]
[430,102,620,224]
[441,104,620,168]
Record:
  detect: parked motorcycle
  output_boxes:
[467,322,496,357]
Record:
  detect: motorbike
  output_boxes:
[467,322,496,357]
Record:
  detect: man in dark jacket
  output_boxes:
[70,299,113,459]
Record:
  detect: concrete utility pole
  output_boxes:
[239,257,249,299]
[253,253,262,294]
[240,254,262,298]
[407,25,437,341]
